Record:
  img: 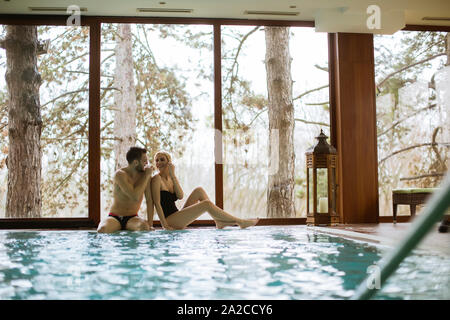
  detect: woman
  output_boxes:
[149,151,259,230]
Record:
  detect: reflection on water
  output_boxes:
[0,227,448,300]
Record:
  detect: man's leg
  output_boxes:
[97,216,121,233]
[126,216,150,231]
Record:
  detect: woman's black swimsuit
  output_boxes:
[160,190,179,218]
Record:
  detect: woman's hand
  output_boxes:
[167,162,175,177]
[144,165,154,177]
[163,223,175,231]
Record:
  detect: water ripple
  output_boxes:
[0,227,448,299]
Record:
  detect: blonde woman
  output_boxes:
[147,151,259,230]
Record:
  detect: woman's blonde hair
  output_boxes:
[154,150,172,164]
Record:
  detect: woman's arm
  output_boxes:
[168,163,184,200]
[151,175,174,230]
[144,181,155,230]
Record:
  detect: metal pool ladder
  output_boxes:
[352,172,450,300]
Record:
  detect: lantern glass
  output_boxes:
[331,167,336,214]
[316,168,328,213]
[308,167,314,214]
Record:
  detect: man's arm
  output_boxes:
[115,167,153,201]
[145,180,155,230]
[151,175,173,230]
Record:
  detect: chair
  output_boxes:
[392,188,438,223]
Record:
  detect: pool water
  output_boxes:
[0,226,448,300]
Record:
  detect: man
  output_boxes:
[97,147,154,233]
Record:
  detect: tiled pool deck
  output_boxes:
[314,222,450,256]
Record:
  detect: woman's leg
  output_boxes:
[167,200,258,230]
[182,187,210,209]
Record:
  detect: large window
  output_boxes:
[0,24,90,219]
[221,26,329,219]
[374,30,449,217]
[10,17,442,226]
[100,23,214,221]
[0,21,331,224]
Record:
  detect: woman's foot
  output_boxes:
[215,218,259,229]
[238,218,259,229]
[215,220,237,229]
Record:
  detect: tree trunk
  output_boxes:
[265,27,296,218]
[113,24,138,170]
[446,33,450,66]
[1,26,42,218]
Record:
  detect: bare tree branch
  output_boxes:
[431,127,447,171]
[64,52,90,66]
[41,87,118,109]
[223,26,261,126]
[400,172,445,181]
[294,118,329,127]
[376,53,446,89]
[377,103,437,137]
[314,64,329,72]
[52,150,89,193]
[305,101,329,106]
[293,84,328,101]
[379,141,450,164]
[247,107,267,127]
[133,25,161,72]
[65,70,114,78]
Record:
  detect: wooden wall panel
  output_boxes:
[214,24,224,209]
[88,21,101,225]
[332,33,379,224]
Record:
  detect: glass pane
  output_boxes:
[331,167,336,214]
[308,168,314,214]
[374,31,449,217]
[292,28,330,217]
[0,25,89,218]
[316,168,328,213]
[100,23,214,221]
[221,26,329,219]
[221,25,267,219]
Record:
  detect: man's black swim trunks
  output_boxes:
[108,213,138,230]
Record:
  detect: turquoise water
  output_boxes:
[0,226,448,300]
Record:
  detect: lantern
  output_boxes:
[306,130,339,226]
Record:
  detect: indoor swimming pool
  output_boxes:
[0,226,448,300]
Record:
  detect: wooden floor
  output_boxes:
[313,222,450,256]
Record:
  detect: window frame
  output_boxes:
[374,24,450,221]
[1,13,448,228]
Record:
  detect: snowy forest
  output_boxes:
[0,24,448,220]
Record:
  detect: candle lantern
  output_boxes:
[305,130,339,226]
